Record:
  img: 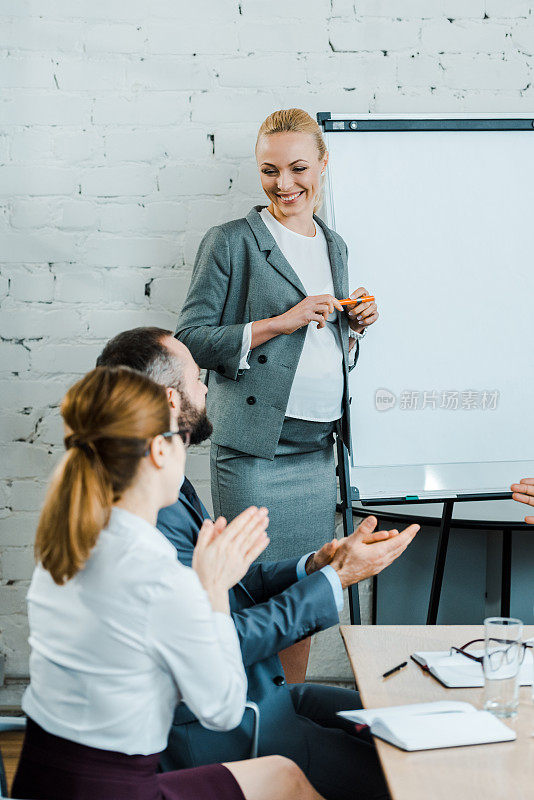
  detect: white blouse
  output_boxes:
[22,507,247,755]
[240,208,345,422]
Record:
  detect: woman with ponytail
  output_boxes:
[175,109,379,681]
[12,366,326,800]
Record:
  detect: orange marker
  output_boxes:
[339,295,375,306]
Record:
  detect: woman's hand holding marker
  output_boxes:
[342,287,379,333]
[277,294,344,334]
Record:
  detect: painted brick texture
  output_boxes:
[1,1,533,695]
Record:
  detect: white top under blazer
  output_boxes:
[22,506,247,755]
[240,208,348,422]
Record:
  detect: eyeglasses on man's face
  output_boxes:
[450,637,533,671]
[144,428,192,456]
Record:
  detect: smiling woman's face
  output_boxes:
[256,131,328,221]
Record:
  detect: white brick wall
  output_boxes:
[1,1,533,699]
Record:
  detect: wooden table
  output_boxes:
[340,625,534,800]
[0,729,24,796]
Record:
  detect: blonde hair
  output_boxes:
[256,108,327,212]
[35,366,170,585]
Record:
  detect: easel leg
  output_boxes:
[426,500,454,625]
[336,436,361,625]
[500,529,512,617]
[371,575,378,625]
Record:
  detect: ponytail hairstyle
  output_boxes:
[255,108,328,213]
[35,366,170,585]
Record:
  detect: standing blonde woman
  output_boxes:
[12,366,326,800]
[176,108,378,564]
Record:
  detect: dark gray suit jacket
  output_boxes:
[156,480,339,768]
[175,206,356,459]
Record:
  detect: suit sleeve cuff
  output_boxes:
[238,322,252,370]
[320,565,344,613]
[296,552,315,580]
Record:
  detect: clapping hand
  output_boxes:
[328,516,419,589]
[511,478,534,524]
[305,538,340,574]
[193,507,269,612]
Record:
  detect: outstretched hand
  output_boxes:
[511,478,534,524]
[328,516,419,589]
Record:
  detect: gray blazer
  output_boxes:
[175,206,357,460]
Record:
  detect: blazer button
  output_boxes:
[258,355,267,364]
[246,396,256,405]
[216,365,225,375]
[273,675,285,686]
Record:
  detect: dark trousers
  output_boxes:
[162,683,390,800]
[288,684,390,800]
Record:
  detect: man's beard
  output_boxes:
[178,392,213,446]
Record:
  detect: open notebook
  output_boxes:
[412,649,533,688]
[338,701,516,751]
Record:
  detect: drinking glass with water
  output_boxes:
[483,617,523,719]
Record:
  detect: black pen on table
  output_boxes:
[382,661,407,679]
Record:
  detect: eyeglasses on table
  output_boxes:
[450,637,534,671]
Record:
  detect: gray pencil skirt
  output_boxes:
[210,417,338,562]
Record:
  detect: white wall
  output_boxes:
[1,0,533,703]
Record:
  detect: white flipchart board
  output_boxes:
[321,114,534,504]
